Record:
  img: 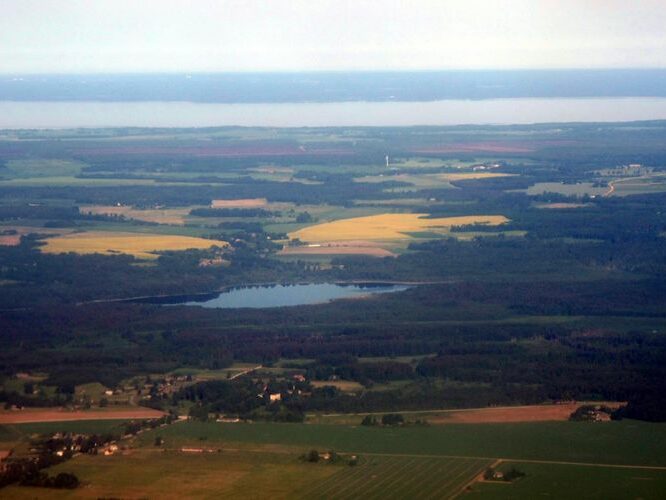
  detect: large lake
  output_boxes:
[3,97,666,128]
[134,283,410,309]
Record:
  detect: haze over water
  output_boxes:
[2,97,666,129]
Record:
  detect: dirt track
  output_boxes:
[0,408,165,424]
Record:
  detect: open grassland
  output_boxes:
[79,205,194,225]
[354,173,455,191]
[3,159,85,179]
[133,421,666,467]
[4,420,666,498]
[289,214,508,243]
[465,461,666,500]
[2,448,338,500]
[39,231,227,259]
[295,455,491,500]
[524,182,608,197]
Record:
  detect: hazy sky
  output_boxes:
[1,0,665,73]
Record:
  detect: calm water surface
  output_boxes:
[2,98,666,128]
[135,283,410,309]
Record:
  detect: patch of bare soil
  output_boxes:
[0,407,165,424]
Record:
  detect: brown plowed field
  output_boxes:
[428,403,623,424]
[0,408,165,424]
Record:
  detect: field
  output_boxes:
[0,407,164,424]
[295,455,491,500]
[0,233,20,246]
[465,461,666,500]
[211,198,268,208]
[524,182,608,197]
[39,231,228,259]
[308,403,623,425]
[534,202,590,209]
[436,172,515,182]
[608,173,666,196]
[4,419,665,498]
[412,142,535,154]
[79,205,193,225]
[289,214,508,243]
[279,241,397,258]
[128,420,666,467]
[310,380,366,393]
[1,448,339,500]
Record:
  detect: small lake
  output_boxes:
[134,283,410,309]
[3,97,666,128]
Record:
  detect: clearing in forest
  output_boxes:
[39,231,227,260]
[289,213,508,243]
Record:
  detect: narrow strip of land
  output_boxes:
[0,408,164,424]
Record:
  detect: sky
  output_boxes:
[1,0,665,73]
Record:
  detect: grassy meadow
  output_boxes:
[3,420,666,498]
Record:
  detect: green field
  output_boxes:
[465,461,666,500]
[294,455,490,500]
[2,419,127,437]
[4,420,666,498]
[132,421,666,467]
[2,449,337,499]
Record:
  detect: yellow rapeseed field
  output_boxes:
[289,213,508,242]
[40,232,228,260]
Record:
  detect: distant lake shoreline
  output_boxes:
[3,97,666,129]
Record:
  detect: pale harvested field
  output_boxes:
[290,213,508,243]
[80,205,191,225]
[40,231,228,260]
[211,198,268,208]
[0,407,165,424]
[535,202,590,209]
[437,172,515,181]
[428,403,624,424]
[279,240,396,257]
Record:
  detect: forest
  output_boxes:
[1,122,666,421]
